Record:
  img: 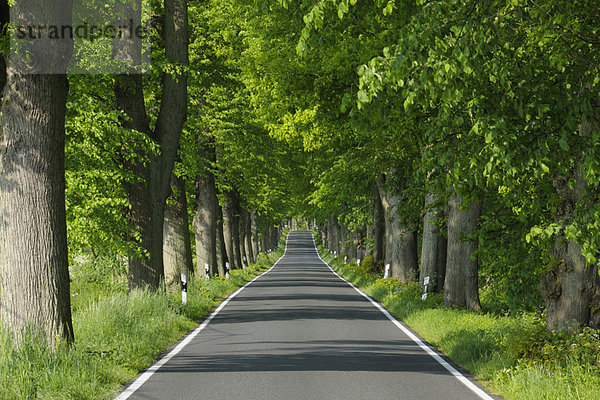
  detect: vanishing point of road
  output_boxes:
[117,231,501,400]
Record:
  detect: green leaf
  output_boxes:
[357,90,369,103]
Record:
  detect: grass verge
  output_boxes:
[318,248,600,400]
[0,248,283,400]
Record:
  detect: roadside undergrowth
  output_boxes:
[319,247,600,400]
[0,248,283,400]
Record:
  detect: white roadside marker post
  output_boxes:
[181,274,187,304]
[384,263,390,279]
[344,256,347,264]
[226,262,230,279]
[205,263,209,279]
[422,276,430,300]
[357,258,360,267]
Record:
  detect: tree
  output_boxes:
[163,172,194,290]
[0,0,74,344]
[377,173,418,283]
[113,0,189,290]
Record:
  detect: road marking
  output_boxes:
[114,233,291,400]
[310,235,496,400]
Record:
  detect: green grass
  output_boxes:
[320,248,600,400]
[0,249,283,400]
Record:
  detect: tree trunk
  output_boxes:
[193,168,218,277]
[250,210,259,257]
[377,174,418,283]
[231,195,243,269]
[222,199,235,269]
[444,193,482,312]
[320,222,327,248]
[0,73,74,345]
[542,131,600,330]
[355,226,367,262]
[238,207,247,267]
[243,209,254,265]
[347,229,358,259]
[420,191,447,293]
[328,218,339,254]
[371,180,386,266]
[0,0,74,345]
[260,224,267,253]
[340,224,349,256]
[326,218,333,249]
[163,173,193,291]
[113,0,188,291]
[267,224,274,251]
[215,208,227,277]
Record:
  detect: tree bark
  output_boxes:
[542,127,600,330]
[221,198,235,269]
[0,0,74,345]
[113,0,188,290]
[231,194,243,268]
[0,72,74,345]
[193,167,218,277]
[163,173,193,291]
[354,226,367,262]
[328,217,340,254]
[238,207,247,267]
[340,224,349,256]
[250,210,259,257]
[444,193,482,311]
[259,223,267,253]
[215,207,227,277]
[377,174,418,283]
[420,191,447,293]
[371,180,386,267]
[319,222,328,248]
[243,208,254,265]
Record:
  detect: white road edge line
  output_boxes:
[114,233,292,400]
[310,235,495,400]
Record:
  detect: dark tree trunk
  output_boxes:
[163,173,193,291]
[444,193,482,312]
[377,174,418,283]
[238,207,247,267]
[113,0,188,290]
[216,207,227,277]
[355,226,367,262]
[420,191,447,293]
[243,209,254,265]
[222,199,235,269]
[250,210,259,258]
[231,195,243,269]
[260,224,267,253]
[267,224,275,251]
[542,130,600,330]
[371,180,386,266]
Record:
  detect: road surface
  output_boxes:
[117,231,500,400]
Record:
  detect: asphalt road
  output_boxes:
[118,231,500,400]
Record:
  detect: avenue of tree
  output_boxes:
[0,0,599,346]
